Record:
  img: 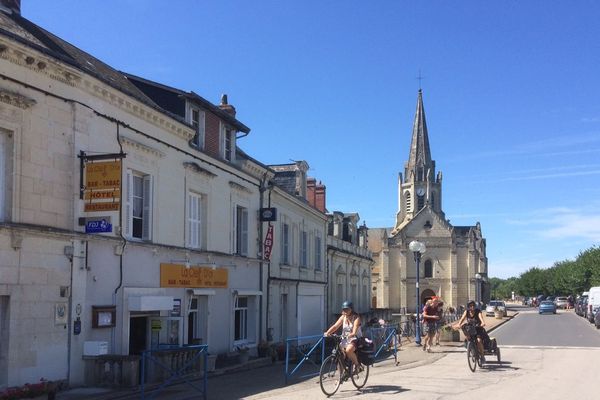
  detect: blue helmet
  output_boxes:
[341,300,353,309]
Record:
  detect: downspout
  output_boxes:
[258,172,268,342]
[112,123,127,352]
[265,184,273,341]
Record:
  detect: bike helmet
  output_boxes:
[341,300,353,309]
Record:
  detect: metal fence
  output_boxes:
[140,344,208,400]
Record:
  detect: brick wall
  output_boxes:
[204,112,221,158]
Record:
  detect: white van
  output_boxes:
[587,286,600,323]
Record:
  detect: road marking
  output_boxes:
[500,345,600,350]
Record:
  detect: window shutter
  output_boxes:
[241,207,248,256]
[142,175,153,240]
[125,169,133,237]
[187,193,201,248]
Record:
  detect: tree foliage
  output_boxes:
[492,246,600,297]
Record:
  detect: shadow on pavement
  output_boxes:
[481,361,519,372]
[357,384,410,395]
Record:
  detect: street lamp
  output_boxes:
[409,240,426,346]
[475,273,482,304]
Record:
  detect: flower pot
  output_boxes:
[494,310,503,319]
[440,329,461,342]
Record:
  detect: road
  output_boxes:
[241,307,600,399]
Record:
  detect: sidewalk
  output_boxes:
[56,310,517,400]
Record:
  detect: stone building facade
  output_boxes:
[369,90,489,313]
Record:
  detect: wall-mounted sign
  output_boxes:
[171,299,181,317]
[55,302,68,325]
[84,202,120,212]
[260,207,277,221]
[84,189,120,200]
[85,218,112,233]
[160,263,228,288]
[263,223,274,261]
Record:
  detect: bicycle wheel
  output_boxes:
[319,355,343,396]
[466,341,477,372]
[350,362,369,389]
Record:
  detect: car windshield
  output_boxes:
[489,301,499,306]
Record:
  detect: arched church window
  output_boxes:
[431,193,435,210]
[424,259,433,278]
[405,191,411,211]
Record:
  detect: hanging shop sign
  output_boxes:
[78,151,125,214]
[160,263,228,288]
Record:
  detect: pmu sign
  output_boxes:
[85,161,121,189]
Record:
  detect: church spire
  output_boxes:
[406,89,432,182]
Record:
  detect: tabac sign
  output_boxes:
[160,263,229,288]
[78,151,125,213]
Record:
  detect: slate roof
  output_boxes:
[0,10,185,124]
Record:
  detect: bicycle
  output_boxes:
[319,334,370,396]
[461,323,501,372]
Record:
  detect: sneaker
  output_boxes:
[422,345,427,351]
[427,347,432,353]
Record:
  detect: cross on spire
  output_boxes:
[416,69,425,90]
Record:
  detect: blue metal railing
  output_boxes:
[363,324,399,365]
[284,335,325,384]
[140,344,208,400]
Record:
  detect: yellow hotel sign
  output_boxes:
[160,263,228,288]
[86,161,121,189]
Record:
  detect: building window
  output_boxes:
[424,259,433,278]
[282,223,290,264]
[405,191,411,212]
[190,107,205,148]
[314,235,322,270]
[222,127,233,161]
[187,192,203,249]
[234,296,248,341]
[300,231,308,267]
[431,193,435,209]
[0,131,6,222]
[126,170,152,240]
[235,205,248,256]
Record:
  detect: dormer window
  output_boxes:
[189,106,205,149]
[222,126,234,162]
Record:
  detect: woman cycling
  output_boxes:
[453,300,487,360]
[324,300,362,371]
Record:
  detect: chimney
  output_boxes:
[0,0,20,14]
[307,178,317,208]
[315,181,326,213]
[219,94,236,117]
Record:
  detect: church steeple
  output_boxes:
[394,90,443,231]
[405,89,432,183]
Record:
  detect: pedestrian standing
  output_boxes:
[434,301,444,345]
[422,297,440,352]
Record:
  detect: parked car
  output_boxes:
[595,308,600,329]
[576,296,587,316]
[485,300,507,317]
[582,296,589,319]
[554,296,568,309]
[587,287,600,323]
[539,300,556,314]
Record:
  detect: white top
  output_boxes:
[341,315,362,346]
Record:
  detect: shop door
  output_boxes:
[148,317,184,349]
[187,296,208,345]
[129,316,148,355]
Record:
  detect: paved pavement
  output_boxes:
[56,310,516,400]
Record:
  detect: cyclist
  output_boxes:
[453,300,487,361]
[324,300,362,372]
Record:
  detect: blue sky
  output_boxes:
[23,1,600,279]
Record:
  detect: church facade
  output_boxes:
[369,90,489,313]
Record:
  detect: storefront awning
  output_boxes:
[128,296,173,311]
[232,290,262,296]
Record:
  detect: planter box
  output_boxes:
[440,329,461,342]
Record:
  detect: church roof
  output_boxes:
[406,89,433,176]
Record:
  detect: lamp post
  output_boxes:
[409,240,426,346]
[475,273,482,305]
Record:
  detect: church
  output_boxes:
[369,90,489,313]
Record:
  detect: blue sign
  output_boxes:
[86,219,112,233]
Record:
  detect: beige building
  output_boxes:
[369,90,488,313]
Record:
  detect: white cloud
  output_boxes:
[506,207,600,242]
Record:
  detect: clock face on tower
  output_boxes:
[416,188,425,196]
